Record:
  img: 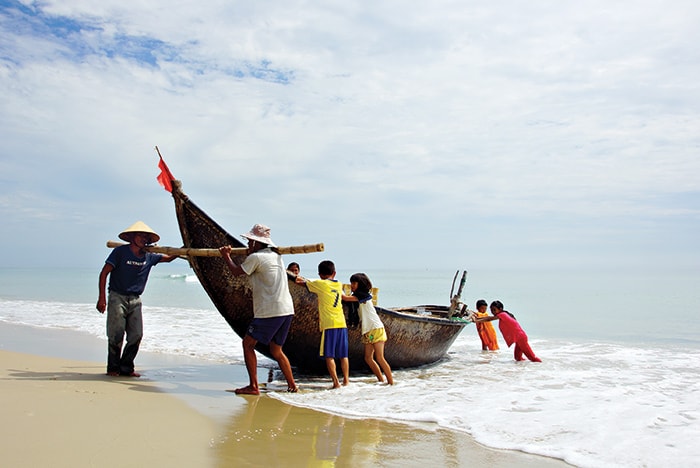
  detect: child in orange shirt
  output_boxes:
[474,299,499,351]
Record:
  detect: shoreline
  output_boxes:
[0,322,571,466]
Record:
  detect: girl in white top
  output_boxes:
[342,273,393,385]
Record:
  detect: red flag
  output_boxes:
[156,150,175,193]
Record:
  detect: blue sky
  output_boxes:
[1,0,698,271]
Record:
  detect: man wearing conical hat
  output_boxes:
[96,221,179,377]
[219,224,298,394]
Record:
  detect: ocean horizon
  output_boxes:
[1,265,698,467]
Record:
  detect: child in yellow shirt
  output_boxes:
[297,260,349,388]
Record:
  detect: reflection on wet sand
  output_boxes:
[214,396,569,467]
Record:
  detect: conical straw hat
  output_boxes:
[118,221,160,244]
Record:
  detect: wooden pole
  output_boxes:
[448,270,468,319]
[106,241,324,256]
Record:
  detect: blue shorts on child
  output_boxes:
[320,328,348,359]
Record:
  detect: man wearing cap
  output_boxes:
[96,221,178,377]
[219,223,298,394]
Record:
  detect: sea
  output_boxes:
[1,265,698,468]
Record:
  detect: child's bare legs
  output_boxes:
[373,341,393,385]
[326,357,341,388]
[340,357,349,386]
[364,344,384,382]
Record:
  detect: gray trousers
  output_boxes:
[106,291,143,375]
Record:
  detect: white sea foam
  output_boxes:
[271,339,700,468]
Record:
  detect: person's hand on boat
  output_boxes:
[295,275,307,285]
[218,245,233,258]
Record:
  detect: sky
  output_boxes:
[1,0,699,272]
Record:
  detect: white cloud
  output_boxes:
[1,0,699,269]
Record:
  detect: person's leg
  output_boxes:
[268,315,296,391]
[373,341,393,385]
[119,297,143,375]
[105,293,127,375]
[340,357,350,386]
[486,325,500,351]
[326,357,340,388]
[364,343,383,382]
[513,343,525,361]
[477,326,489,351]
[338,329,349,385]
[323,329,343,388]
[269,342,297,392]
[236,334,260,394]
[517,338,541,362]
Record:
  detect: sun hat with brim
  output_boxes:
[118,221,160,244]
[241,223,276,247]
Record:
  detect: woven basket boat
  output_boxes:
[170,180,467,373]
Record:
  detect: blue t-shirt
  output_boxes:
[105,245,163,296]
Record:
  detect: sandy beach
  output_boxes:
[0,323,570,467]
[0,350,217,467]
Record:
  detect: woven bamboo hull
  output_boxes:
[170,180,466,373]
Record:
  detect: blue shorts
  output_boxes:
[320,328,348,359]
[247,315,293,346]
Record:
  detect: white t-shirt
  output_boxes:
[240,248,294,318]
[359,300,385,334]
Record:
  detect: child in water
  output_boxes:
[474,299,499,351]
[472,300,541,362]
[342,273,394,384]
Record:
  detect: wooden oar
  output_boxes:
[106,241,324,256]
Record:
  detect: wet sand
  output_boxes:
[0,323,571,467]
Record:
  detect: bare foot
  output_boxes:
[106,371,119,377]
[121,372,141,377]
[234,385,260,395]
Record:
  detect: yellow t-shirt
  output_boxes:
[306,278,347,331]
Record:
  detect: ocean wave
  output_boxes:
[166,273,200,283]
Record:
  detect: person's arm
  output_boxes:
[219,246,246,276]
[159,254,179,263]
[472,315,499,323]
[96,263,113,313]
[342,295,358,302]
